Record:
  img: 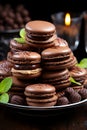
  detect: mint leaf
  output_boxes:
[14,38,25,44]
[0,93,9,103]
[70,77,81,85]
[76,58,87,68]
[0,77,12,94]
[19,28,26,39]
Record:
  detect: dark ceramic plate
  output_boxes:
[0,29,20,34]
[0,99,87,117]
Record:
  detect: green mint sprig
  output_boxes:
[76,58,87,68]
[19,28,26,39]
[70,77,81,86]
[0,93,9,103]
[14,28,26,44]
[0,77,12,103]
[14,38,25,44]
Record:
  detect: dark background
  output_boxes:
[1,0,87,21]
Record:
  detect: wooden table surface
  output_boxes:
[0,102,87,130]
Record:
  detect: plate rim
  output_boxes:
[0,98,87,111]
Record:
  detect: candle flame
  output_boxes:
[65,13,71,26]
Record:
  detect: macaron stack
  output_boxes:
[10,51,42,80]
[25,20,57,53]
[0,20,87,107]
[42,69,71,91]
[24,83,57,107]
[41,37,77,91]
[7,51,42,101]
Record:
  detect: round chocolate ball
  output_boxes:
[57,96,69,105]
[21,9,29,16]
[10,95,25,105]
[16,16,23,24]
[79,88,87,99]
[65,87,75,96]
[24,17,31,23]
[5,17,14,25]
[12,24,19,29]
[65,87,81,103]
[8,12,15,19]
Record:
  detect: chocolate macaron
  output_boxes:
[54,37,69,47]
[9,76,31,95]
[10,39,30,53]
[25,20,57,52]
[41,45,77,70]
[10,51,42,79]
[0,60,13,81]
[24,83,57,107]
[42,69,71,90]
[70,66,87,85]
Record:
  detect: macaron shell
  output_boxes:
[54,37,69,47]
[41,47,71,58]
[70,66,87,84]
[12,51,41,62]
[42,55,77,70]
[70,66,87,78]
[26,94,58,103]
[24,91,56,98]
[42,69,69,79]
[7,51,41,64]
[10,39,30,51]
[25,83,56,94]
[25,20,56,34]
[26,100,57,107]
[26,34,57,43]
[42,69,71,90]
[26,39,55,49]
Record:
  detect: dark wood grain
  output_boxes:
[0,103,87,130]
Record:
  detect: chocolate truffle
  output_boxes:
[57,96,69,105]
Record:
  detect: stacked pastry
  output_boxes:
[23,20,87,107]
[0,20,87,107]
[7,50,42,104]
[41,38,77,91]
[24,84,57,107]
[25,20,57,53]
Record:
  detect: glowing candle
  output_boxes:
[51,12,81,51]
[65,13,71,26]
